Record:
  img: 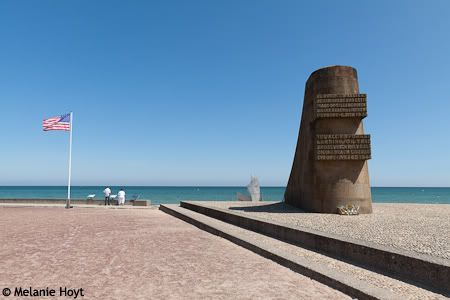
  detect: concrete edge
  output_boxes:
[0,199,151,207]
[160,204,397,300]
[0,203,155,209]
[182,201,449,265]
[180,201,450,295]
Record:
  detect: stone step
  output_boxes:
[179,201,450,296]
[160,204,446,300]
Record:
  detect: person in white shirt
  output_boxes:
[117,188,126,206]
[103,187,112,206]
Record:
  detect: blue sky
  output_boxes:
[1,0,450,186]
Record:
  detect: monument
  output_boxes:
[284,66,373,213]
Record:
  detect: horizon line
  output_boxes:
[1,185,450,188]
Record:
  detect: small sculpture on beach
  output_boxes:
[237,176,261,202]
[284,66,373,214]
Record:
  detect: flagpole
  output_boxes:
[66,112,73,209]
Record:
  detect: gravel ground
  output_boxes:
[198,201,450,260]
[0,206,349,300]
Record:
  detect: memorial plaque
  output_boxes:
[315,134,371,160]
[314,94,367,119]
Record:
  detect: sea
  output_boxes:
[0,186,449,205]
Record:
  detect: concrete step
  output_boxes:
[179,201,450,296]
[160,204,447,300]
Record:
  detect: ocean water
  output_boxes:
[0,186,449,205]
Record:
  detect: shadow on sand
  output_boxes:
[228,202,305,214]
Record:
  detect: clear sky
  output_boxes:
[1,0,450,186]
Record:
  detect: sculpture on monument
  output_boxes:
[284,66,373,213]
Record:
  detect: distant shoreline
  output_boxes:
[1,185,450,188]
[1,187,450,205]
[1,198,450,206]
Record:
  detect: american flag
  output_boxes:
[43,113,71,131]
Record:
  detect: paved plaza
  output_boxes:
[0,207,349,299]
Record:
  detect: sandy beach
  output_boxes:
[0,206,349,300]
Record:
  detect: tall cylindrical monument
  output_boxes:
[284,66,372,213]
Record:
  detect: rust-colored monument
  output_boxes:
[284,66,373,213]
